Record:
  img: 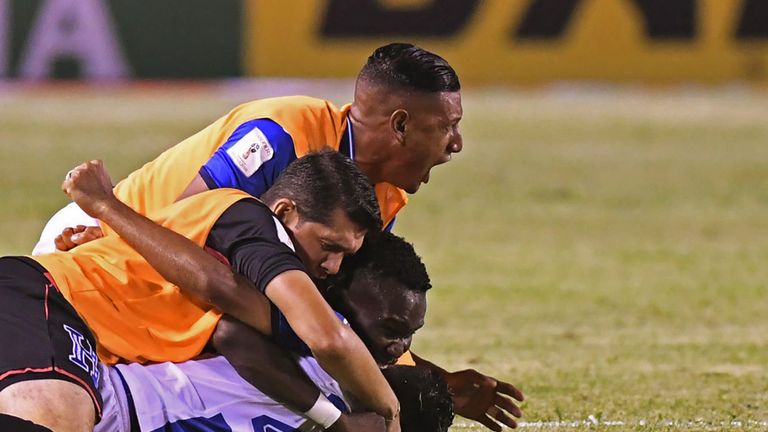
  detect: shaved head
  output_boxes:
[357,43,460,93]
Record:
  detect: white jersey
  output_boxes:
[32,201,98,255]
[96,356,348,432]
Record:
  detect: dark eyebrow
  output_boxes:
[321,238,346,252]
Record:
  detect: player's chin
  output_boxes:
[403,181,422,194]
[377,355,399,368]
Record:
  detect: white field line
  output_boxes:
[454,417,768,430]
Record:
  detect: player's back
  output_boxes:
[111,96,349,220]
[101,356,347,432]
[32,189,252,364]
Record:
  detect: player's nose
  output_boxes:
[448,134,463,154]
[321,253,344,276]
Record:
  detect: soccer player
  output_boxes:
[32,43,523,430]
[93,232,453,432]
[33,42,464,253]
[0,153,400,431]
[97,360,451,432]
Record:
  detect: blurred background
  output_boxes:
[1,0,767,83]
[1,0,767,430]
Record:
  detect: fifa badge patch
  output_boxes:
[226,127,275,177]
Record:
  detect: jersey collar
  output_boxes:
[339,114,355,161]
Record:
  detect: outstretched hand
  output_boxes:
[60,160,116,219]
[446,369,524,431]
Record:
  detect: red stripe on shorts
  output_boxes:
[42,272,60,292]
[44,283,49,320]
[0,366,54,381]
[53,366,103,418]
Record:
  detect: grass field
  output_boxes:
[1,82,767,431]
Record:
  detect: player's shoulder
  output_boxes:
[211,193,273,219]
[230,96,340,118]
[211,194,295,250]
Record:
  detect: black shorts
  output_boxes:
[0,257,103,419]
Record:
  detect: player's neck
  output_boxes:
[348,112,386,184]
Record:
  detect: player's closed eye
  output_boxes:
[321,241,339,252]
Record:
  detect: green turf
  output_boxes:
[1,84,766,430]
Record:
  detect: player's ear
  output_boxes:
[390,109,409,145]
[271,198,299,227]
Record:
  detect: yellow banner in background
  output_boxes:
[244,0,768,84]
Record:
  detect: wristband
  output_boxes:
[304,393,342,429]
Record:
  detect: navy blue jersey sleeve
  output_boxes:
[270,304,349,356]
[206,198,305,293]
[199,119,298,198]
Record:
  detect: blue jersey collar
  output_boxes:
[340,114,355,161]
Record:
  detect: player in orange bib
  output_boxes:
[1,153,403,432]
[33,43,462,253]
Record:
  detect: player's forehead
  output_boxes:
[408,90,462,122]
[351,277,426,323]
[439,91,463,120]
[314,209,365,250]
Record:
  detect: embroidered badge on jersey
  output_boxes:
[226,128,275,177]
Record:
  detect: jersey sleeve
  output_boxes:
[199,119,298,198]
[206,199,305,292]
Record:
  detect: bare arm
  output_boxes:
[213,317,386,432]
[62,161,271,332]
[212,316,319,411]
[265,271,400,426]
[63,161,400,429]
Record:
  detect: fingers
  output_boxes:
[53,225,103,251]
[494,394,522,418]
[64,160,105,180]
[71,226,103,245]
[61,164,86,194]
[55,228,77,251]
[497,381,525,402]
[484,404,519,430]
[477,413,503,432]
[61,160,109,192]
[488,407,518,429]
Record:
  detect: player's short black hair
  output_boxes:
[383,366,455,432]
[261,150,382,233]
[332,231,431,294]
[358,43,460,93]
